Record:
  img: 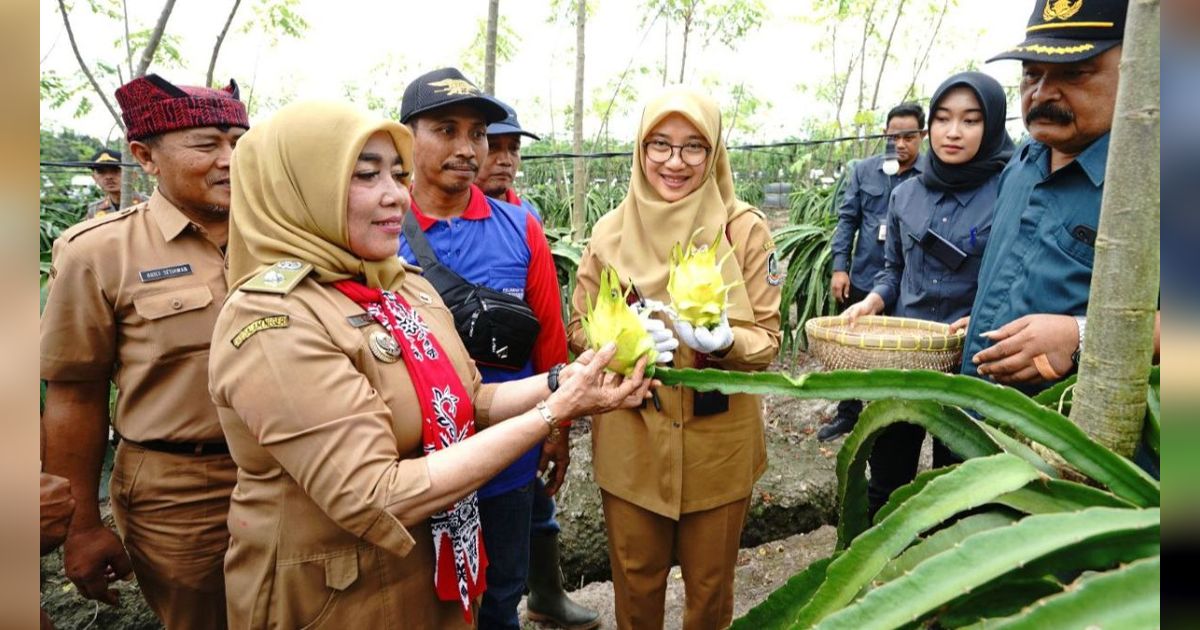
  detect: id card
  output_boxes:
[878,224,887,241]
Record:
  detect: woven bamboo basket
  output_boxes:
[804,315,965,372]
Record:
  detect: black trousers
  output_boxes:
[834,284,872,420]
[867,423,961,517]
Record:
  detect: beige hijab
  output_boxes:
[227,101,414,290]
[587,86,755,323]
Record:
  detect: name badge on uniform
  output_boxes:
[139,263,193,283]
[877,224,888,242]
[346,313,375,328]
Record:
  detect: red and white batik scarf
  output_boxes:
[333,280,487,622]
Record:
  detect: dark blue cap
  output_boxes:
[399,67,507,125]
[990,0,1127,63]
[486,99,540,141]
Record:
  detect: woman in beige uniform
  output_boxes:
[208,101,652,628]
[567,87,781,629]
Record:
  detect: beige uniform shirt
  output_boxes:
[41,191,228,442]
[209,271,498,629]
[85,191,149,221]
[568,209,782,519]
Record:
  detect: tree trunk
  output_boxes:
[484,0,499,93]
[206,0,243,87]
[135,0,177,77]
[678,4,694,84]
[903,0,949,101]
[571,0,587,240]
[1069,0,1160,457]
[869,0,906,112]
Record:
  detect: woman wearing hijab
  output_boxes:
[566,87,781,629]
[208,101,653,628]
[843,71,1015,516]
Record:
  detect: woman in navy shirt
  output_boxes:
[843,71,1015,516]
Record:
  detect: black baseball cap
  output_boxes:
[86,148,123,169]
[399,67,507,125]
[989,0,1127,63]
[486,99,541,141]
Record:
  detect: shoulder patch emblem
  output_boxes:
[766,251,783,286]
[231,315,289,348]
[240,260,313,295]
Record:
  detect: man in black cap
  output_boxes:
[956,0,1159,398]
[397,69,580,629]
[473,100,601,630]
[83,148,148,220]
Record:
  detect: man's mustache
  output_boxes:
[443,160,479,173]
[1026,102,1075,125]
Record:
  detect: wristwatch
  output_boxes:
[1070,316,1087,366]
[547,362,566,393]
[535,400,562,442]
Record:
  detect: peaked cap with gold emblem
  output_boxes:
[398,67,506,125]
[990,0,1127,63]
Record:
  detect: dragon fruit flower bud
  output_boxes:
[582,266,658,376]
[668,229,741,329]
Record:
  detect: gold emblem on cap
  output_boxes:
[429,78,478,96]
[95,153,119,163]
[369,330,401,363]
[1043,0,1083,21]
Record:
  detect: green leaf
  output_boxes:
[813,507,1160,630]
[653,368,1160,507]
[875,511,1018,585]
[834,400,1002,547]
[794,454,1040,628]
[966,556,1159,630]
[870,467,955,527]
[976,423,1058,478]
[992,478,1134,515]
[730,555,836,629]
[934,577,1064,628]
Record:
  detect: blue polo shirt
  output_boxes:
[400,185,568,499]
[872,173,1001,323]
[961,134,1109,389]
[831,154,925,293]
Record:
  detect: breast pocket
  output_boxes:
[485,266,528,300]
[132,285,215,354]
[1052,221,1096,267]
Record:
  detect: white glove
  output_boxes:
[635,307,678,364]
[674,312,734,355]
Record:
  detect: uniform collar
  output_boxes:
[409,184,493,230]
[945,185,982,207]
[148,189,195,242]
[1073,132,1110,187]
[1021,133,1109,187]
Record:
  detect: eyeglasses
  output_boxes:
[643,139,710,166]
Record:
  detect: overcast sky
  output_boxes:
[40,1,1031,146]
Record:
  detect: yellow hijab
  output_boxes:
[587,86,755,323]
[227,101,414,290]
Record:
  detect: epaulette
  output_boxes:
[58,206,138,242]
[401,261,423,274]
[239,260,314,295]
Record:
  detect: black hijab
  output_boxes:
[921,71,1015,192]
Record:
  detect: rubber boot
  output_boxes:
[525,533,600,629]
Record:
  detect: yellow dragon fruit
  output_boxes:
[668,229,741,328]
[582,266,657,376]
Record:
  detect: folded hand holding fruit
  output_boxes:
[674,312,734,354]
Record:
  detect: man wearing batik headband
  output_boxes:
[41,73,248,629]
[954,0,1159,402]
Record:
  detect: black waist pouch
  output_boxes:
[405,215,541,370]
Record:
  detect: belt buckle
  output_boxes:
[193,442,205,455]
